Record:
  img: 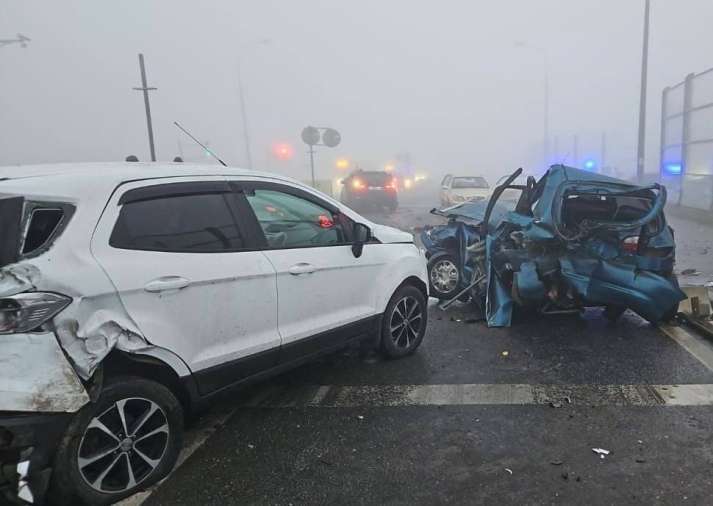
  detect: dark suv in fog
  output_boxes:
[340,170,398,212]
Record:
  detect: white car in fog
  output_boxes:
[0,163,428,504]
[439,175,490,207]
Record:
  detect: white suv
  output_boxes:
[0,163,428,505]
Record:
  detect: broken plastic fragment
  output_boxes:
[592,448,610,458]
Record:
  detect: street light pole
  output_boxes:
[543,55,550,169]
[235,39,272,170]
[236,58,253,170]
[636,0,651,182]
[132,53,158,162]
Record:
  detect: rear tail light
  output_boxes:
[622,236,640,255]
[385,178,398,191]
[0,292,71,334]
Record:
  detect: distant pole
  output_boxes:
[636,0,651,182]
[543,56,550,169]
[309,145,316,187]
[132,53,157,162]
[236,59,253,169]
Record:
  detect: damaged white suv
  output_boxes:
[0,163,428,505]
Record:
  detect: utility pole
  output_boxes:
[308,146,316,187]
[636,0,651,182]
[543,58,550,169]
[236,59,253,170]
[133,53,157,162]
[0,33,30,49]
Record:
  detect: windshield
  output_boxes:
[452,177,489,189]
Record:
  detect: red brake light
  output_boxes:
[622,236,639,254]
[318,215,334,228]
[385,178,398,191]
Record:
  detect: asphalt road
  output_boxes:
[140,201,713,506]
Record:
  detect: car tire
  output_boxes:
[49,376,184,506]
[381,284,428,359]
[427,253,461,300]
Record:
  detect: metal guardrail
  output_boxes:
[660,66,713,210]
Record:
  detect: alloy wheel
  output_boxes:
[430,258,459,293]
[389,295,424,349]
[77,397,170,494]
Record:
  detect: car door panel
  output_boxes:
[91,177,281,395]
[234,180,388,355]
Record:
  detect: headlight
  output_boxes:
[0,292,71,334]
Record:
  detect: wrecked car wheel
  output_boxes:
[428,254,460,300]
[50,377,183,505]
[381,285,427,358]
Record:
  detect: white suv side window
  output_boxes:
[245,189,350,249]
[110,192,244,253]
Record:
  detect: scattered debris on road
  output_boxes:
[592,448,610,459]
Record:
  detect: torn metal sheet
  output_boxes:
[0,332,89,412]
[0,263,40,297]
[55,310,150,380]
[423,165,687,326]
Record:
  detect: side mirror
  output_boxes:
[352,222,371,258]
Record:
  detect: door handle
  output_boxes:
[288,263,317,275]
[144,276,191,292]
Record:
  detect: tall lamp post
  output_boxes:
[515,42,550,170]
[236,38,272,170]
[635,0,651,182]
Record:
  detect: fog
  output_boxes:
[1,0,712,184]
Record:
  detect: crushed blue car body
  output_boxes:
[422,164,687,327]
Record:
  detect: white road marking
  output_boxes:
[119,322,713,505]
[660,324,713,372]
[308,385,331,405]
[243,383,713,408]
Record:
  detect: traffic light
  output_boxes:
[273,143,294,161]
[584,159,596,170]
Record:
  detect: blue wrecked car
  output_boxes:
[421,165,686,327]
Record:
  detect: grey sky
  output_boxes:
[1,0,711,182]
